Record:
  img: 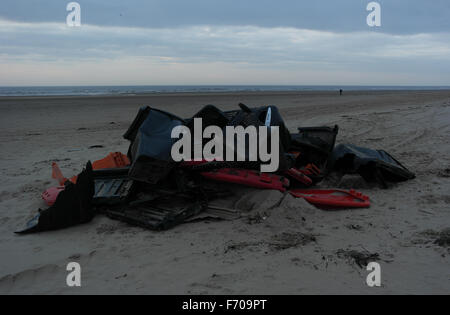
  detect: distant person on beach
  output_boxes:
[340,89,343,96]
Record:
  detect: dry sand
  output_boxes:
[0,90,449,294]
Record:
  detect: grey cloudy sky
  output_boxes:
[1,0,450,86]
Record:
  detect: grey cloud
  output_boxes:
[1,19,449,85]
[0,0,449,35]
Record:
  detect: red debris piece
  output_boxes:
[202,168,290,192]
[289,189,370,209]
[285,168,313,186]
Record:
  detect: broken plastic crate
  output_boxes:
[93,168,135,206]
[124,107,185,184]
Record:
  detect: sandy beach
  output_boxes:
[0,90,449,294]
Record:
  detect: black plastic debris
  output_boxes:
[186,104,229,131]
[124,107,185,185]
[224,104,293,172]
[230,104,291,151]
[290,125,339,170]
[105,189,207,231]
[19,103,418,234]
[16,162,95,234]
[330,144,416,188]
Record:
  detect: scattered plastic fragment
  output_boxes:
[92,152,130,170]
[289,189,370,209]
[285,168,313,186]
[202,168,290,192]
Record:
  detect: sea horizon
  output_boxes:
[0,85,449,97]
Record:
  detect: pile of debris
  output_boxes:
[16,104,415,234]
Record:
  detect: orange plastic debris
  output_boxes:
[51,153,130,185]
[92,152,130,170]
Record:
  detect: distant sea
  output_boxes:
[0,85,449,97]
